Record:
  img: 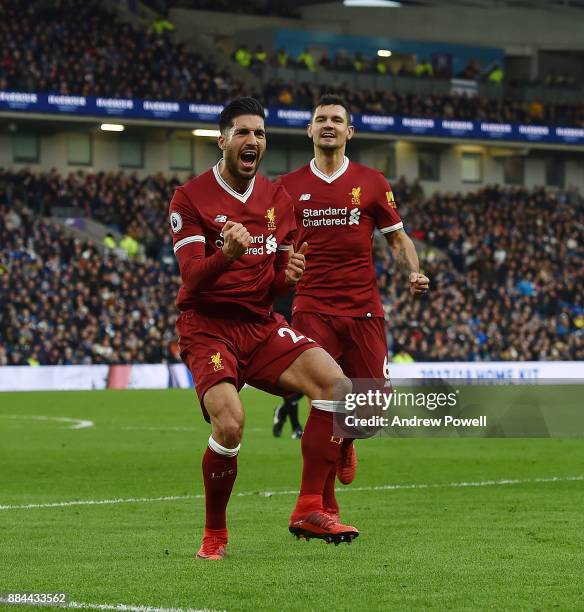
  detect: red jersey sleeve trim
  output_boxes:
[380,221,404,234]
[174,235,206,253]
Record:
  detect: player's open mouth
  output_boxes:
[321,131,336,139]
[240,149,258,169]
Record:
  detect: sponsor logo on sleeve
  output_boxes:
[170,212,183,233]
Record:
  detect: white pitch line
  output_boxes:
[0,414,94,429]
[0,600,220,612]
[0,475,582,512]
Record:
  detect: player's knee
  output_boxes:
[315,364,352,400]
[214,417,243,448]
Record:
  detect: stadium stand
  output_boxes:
[0,171,181,366]
[6,168,181,260]
[262,82,584,125]
[0,0,248,103]
[1,169,582,365]
[377,179,584,362]
[1,0,584,126]
[143,0,300,18]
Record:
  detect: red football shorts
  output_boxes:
[177,309,318,421]
[291,311,388,379]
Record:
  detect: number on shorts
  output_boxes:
[278,327,314,344]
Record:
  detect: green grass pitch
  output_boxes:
[1,388,583,611]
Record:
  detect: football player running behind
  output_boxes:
[281,94,429,526]
[169,98,359,560]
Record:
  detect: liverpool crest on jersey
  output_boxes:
[265,207,277,230]
[350,186,362,206]
[209,352,224,372]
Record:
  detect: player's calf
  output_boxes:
[337,439,357,485]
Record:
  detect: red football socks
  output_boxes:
[202,444,238,531]
[292,405,342,518]
[322,465,339,516]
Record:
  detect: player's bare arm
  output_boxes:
[221,220,251,260]
[385,229,430,296]
[285,242,308,285]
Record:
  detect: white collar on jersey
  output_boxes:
[309,155,350,184]
[212,161,255,203]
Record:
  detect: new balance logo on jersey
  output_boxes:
[299,194,311,201]
[266,234,277,254]
[215,214,227,223]
[349,208,361,225]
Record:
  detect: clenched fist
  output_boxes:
[409,272,430,296]
[221,220,251,261]
[285,242,308,286]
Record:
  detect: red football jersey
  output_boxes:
[169,163,295,316]
[280,157,403,318]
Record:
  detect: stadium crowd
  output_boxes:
[1,0,584,126]
[376,180,584,362]
[0,182,181,367]
[7,168,180,261]
[263,81,584,126]
[0,0,244,103]
[1,169,582,365]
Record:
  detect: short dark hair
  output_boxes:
[218,97,265,133]
[312,95,352,124]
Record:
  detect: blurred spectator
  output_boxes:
[353,53,366,73]
[393,347,415,363]
[298,48,316,72]
[120,233,140,259]
[103,232,116,250]
[151,16,175,34]
[458,59,481,80]
[250,44,267,77]
[253,45,267,66]
[488,63,504,86]
[376,59,389,76]
[276,48,291,69]
[319,52,332,72]
[415,58,434,78]
[234,44,252,69]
